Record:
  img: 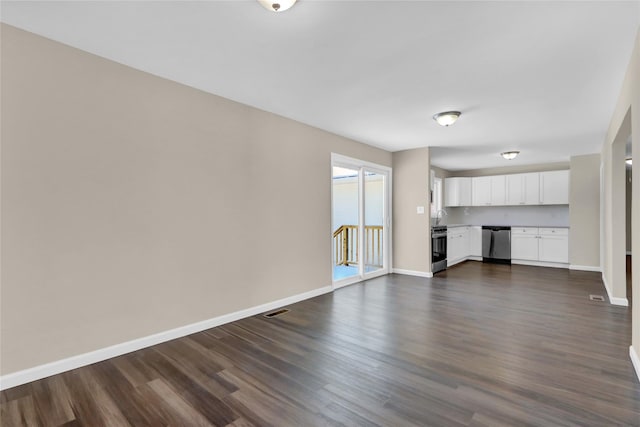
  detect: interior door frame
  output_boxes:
[331,153,392,289]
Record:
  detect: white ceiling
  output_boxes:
[1,0,638,171]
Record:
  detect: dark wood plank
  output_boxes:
[2,262,639,426]
[0,395,41,427]
[31,376,75,426]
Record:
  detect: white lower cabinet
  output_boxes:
[511,228,539,260]
[445,226,568,268]
[447,227,470,266]
[511,227,568,264]
[538,228,569,263]
[469,226,482,257]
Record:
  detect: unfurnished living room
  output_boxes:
[1,1,639,426]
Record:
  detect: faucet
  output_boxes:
[435,209,448,225]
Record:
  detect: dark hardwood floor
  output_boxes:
[2,262,639,426]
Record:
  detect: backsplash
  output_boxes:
[444,205,569,227]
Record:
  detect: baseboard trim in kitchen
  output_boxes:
[0,285,333,391]
[601,274,629,306]
[392,268,433,278]
[511,260,568,269]
[631,346,640,383]
[569,264,602,272]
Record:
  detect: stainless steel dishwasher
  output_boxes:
[482,226,511,264]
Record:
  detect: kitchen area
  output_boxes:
[431,168,570,274]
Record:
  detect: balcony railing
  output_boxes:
[333,225,383,268]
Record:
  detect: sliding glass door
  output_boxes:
[332,165,360,281]
[364,170,385,275]
[331,154,391,287]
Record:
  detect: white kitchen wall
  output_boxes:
[444,205,569,227]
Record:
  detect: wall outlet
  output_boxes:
[417,206,425,214]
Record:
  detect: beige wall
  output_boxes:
[601,28,639,354]
[431,165,451,180]
[392,148,431,274]
[0,24,393,375]
[568,154,601,268]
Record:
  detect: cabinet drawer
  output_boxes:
[539,228,568,236]
[511,227,538,235]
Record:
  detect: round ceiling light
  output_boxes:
[433,111,461,127]
[257,0,297,12]
[501,151,520,160]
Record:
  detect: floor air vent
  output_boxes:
[589,295,605,302]
[263,308,289,318]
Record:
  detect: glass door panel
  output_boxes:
[332,166,360,281]
[364,170,385,274]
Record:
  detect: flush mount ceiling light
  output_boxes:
[257,0,297,12]
[501,151,520,160]
[626,157,632,165]
[433,111,461,127]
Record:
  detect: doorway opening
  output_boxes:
[331,154,391,288]
[625,133,632,303]
[606,109,632,306]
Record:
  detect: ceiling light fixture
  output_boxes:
[501,151,520,160]
[257,0,297,12]
[626,157,632,165]
[433,111,461,127]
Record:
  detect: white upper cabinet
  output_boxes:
[523,173,541,204]
[539,170,570,205]
[444,177,472,207]
[490,175,506,205]
[472,177,492,206]
[449,170,568,207]
[506,173,540,205]
[472,176,505,206]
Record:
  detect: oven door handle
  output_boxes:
[432,232,448,238]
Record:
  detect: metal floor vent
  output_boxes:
[589,295,605,302]
[263,308,289,318]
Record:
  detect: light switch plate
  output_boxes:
[416,206,425,214]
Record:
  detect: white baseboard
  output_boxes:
[451,256,482,265]
[512,260,569,269]
[569,265,602,272]
[601,274,629,306]
[609,297,629,306]
[333,277,363,289]
[0,285,333,391]
[630,346,640,383]
[447,258,465,268]
[602,273,611,294]
[392,268,433,278]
